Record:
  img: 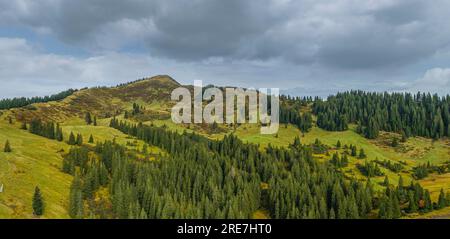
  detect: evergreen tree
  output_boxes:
[351,145,357,157]
[424,190,433,212]
[85,112,92,125]
[32,186,44,216]
[408,191,418,213]
[378,196,390,219]
[438,189,447,209]
[56,124,64,142]
[358,148,367,159]
[398,176,404,190]
[69,174,84,218]
[383,176,390,187]
[391,195,401,219]
[3,140,12,153]
[446,192,450,207]
[21,122,27,130]
[88,134,94,144]
[93,116,97,126]
[76,134,83,146]
[68,132,76,145]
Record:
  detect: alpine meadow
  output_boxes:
[2,0,450,223]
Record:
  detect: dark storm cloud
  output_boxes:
[315,0,450,69]
[371,0,427,25]
[1,0,450,73]
[144,0,287,60]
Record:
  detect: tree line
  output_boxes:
[28,119,64,141]
[312,91,450,139]
[280,95,313,132]
[0,89,76,110]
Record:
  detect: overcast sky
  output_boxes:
[1,0,450,98]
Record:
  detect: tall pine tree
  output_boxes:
[32,186,44,216]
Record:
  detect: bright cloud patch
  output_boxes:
[410,68,450,95]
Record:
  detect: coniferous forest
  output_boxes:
[56,118,449,219]
[313,91,450,139]
[0,89,77,110]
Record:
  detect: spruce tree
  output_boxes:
[56,125,64,142]
[358,148,367,159]
[424,190,433,212]
[378,196,388,219]
[445,192,450,207]
[398,175,404,189]
[329,208,335,219]
[383,176,390,187]
[85,112,92,125]
[392,195,401,219]
[88,134,94,144]
[32,186,44,216]
[4,140,12,153]
[69,174,84,218]
[68,132,76,145]
[438,189,447,209]
[351,145,357,157]
[408,191,418,213]
[76,134,83,146]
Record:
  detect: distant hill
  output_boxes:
[6,75,180,123]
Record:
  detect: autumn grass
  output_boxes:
[0,116,72,219]
[61,120,165,157]
[300,125,450,197]
[252,209,271,219]
[407,206,450,219]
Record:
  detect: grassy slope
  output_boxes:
[61,118,164,156]
[0,114,159,218]
[298,125,450,196]
[0,117,72,218]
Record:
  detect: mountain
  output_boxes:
[1,75,450,219]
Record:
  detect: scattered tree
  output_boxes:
[85,112,92,125]
[4,140,12,153]
[68,132,77,145]
[32,186,44,216]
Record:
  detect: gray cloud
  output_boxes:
[2,0,450,97]
[2,0,450,69]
